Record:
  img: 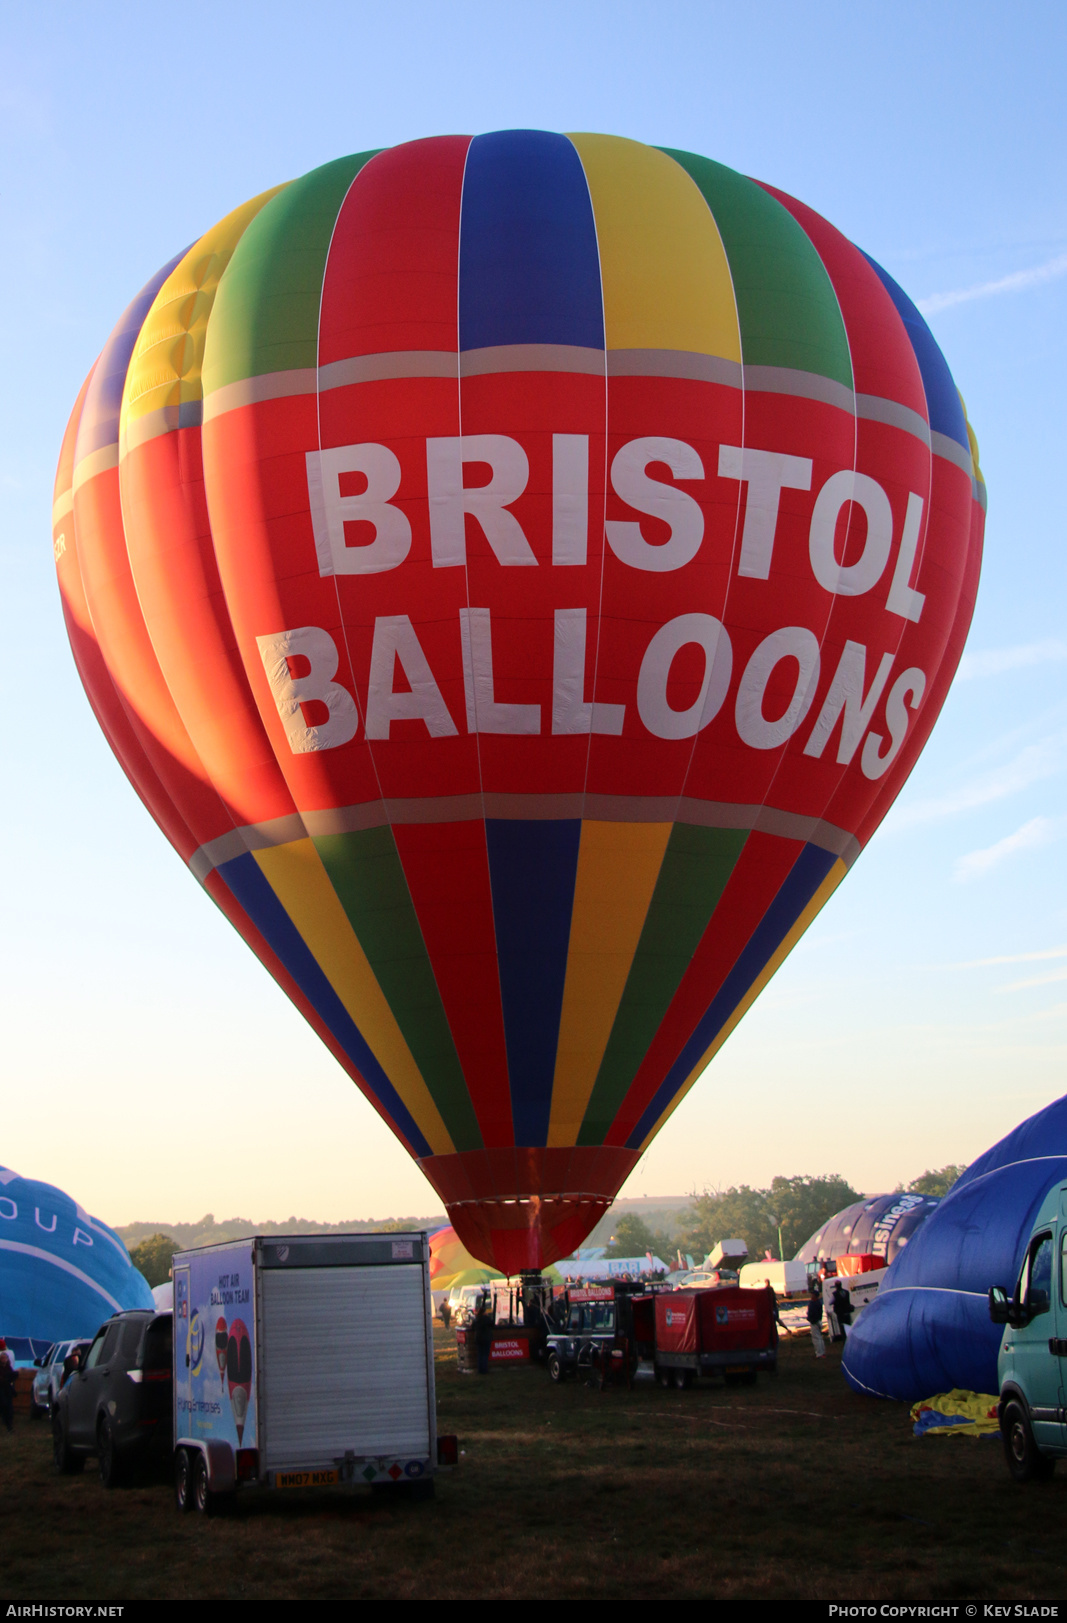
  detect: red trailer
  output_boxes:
[645,1286,777,1389]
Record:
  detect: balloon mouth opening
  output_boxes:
[446,1192,616,1273]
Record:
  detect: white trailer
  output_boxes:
[171,1231,442,1513]
[738,1259,810,1296]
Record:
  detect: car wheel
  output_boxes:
[1002,1398,1055,1482]
[174,1448,195,1513]
[52,1412,84,1475]
[548,1351,565,1383]
[30,1398,45,1422]
[98,1417,126,1490]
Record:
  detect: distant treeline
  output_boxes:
[580,1165,967,1268]
[121,1165,967,1286]
[119,1213,448,1284]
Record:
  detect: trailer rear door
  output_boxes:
[655,1293,699,1353]
[696,1286,771,1352]
[259,1263,431,1472]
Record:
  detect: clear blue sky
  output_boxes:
[3,2,1065,1226]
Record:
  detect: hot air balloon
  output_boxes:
[795,1191,942,1270]
[844,1096,1067,1403]
[53,132,985,1275]
[429,1224,503,1293]
[0,1166,154,1354]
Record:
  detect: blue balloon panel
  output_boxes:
[795,1190,941,1268]
[0,1166,153,1347]
[842,1096,1067,1402]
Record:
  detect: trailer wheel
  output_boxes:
[193,1450,218,1515]
[174,1448,195,1513]
[671,1368,692,1391]
[656,1365,671,1389]
[1002,1398,1055,1483]
[548,1351,566,1383]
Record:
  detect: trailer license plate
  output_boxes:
[276,1469,339,1488]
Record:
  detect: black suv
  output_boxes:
[52,1310,172,1487]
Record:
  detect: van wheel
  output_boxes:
[1002,1398,1055,1482]
[52,1413,84,1475]
[174,1448,195,1513]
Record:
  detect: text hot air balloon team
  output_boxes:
[52,132,984,1274]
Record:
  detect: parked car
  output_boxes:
[31,1340,90,1418]
[448,1284,491,1326]
[52,1310,172,1486]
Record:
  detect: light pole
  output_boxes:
[766,1211,785,1261]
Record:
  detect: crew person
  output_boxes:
[763,1282,780,1346]
[807,1287,826,1358]
[0,1339,15,1432]
[473,1298,493,1376]
[832,1280,853,1340]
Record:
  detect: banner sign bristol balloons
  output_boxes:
[53,133,985,1272]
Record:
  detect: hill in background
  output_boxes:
[116,1196,693,1263]
[116,1169,962,1273]
[116,1212,449,1251]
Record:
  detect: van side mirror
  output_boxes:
[989,1286,1011,1325]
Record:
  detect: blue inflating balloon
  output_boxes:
[842,1096,1067,1402]
[795,1190,941,1268]
[0,1165,153,1351]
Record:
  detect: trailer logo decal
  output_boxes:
[189,1310,205,1375]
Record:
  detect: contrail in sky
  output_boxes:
[917,251,1067,315]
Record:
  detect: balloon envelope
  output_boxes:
[54,133,985,1272]
[795,1191,941,1269]
[843,1096,1067,1402]
[0,1165,153,1347]
[428,1224,489,1291]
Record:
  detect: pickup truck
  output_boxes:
[545,1284,650,1383]
[989,1178,1067,1481]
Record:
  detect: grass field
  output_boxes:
[2,1330,1065,1600]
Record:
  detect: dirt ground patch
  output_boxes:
[1,1331,1065,1600]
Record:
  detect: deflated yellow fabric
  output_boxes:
[910,1389,1000,1436]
